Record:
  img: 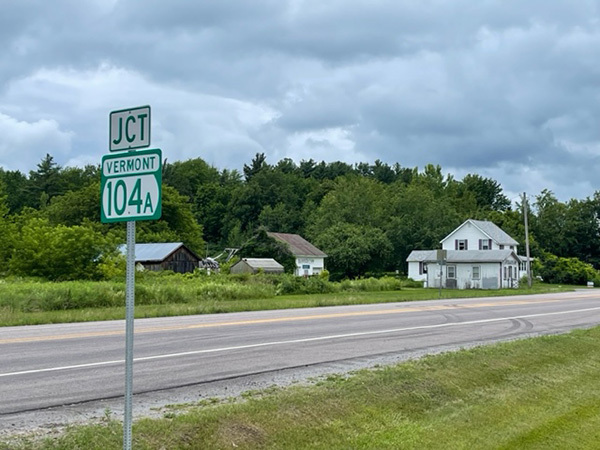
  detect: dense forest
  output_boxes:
[1,152,599,283]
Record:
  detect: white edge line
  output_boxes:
[2,306,600,379]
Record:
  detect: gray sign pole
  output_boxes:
[123,220,135,450]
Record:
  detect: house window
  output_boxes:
[455,239,468,250]
[472,266,480,280]
[419,261,427,275]
[499,245,504,250]
[503,267,507,280]
[510,246,514,250]
[302,264,310,269]
[479,239,492,250]
[447,265,456,278]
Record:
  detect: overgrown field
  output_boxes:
[0,274,574,326]
[7,325,600,449]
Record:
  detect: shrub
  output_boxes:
[538,253,599,285]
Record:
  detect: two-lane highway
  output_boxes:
[1,290,600,431]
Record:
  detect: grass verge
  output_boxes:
[8,325,600,449]
[0,280,575,327]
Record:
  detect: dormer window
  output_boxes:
[455,239,468,250]
[479,239,492,250]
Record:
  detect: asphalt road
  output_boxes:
[2,290,600,433]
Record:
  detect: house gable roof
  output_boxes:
[120,242,200,263]
[441,219,519,246]
[407,249,520,263]
[267,232,327,257]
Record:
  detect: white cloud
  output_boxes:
[1,64,278,171]
[0,113,72,172]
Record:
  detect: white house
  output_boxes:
[407,219,525,289]
[441,219,519,252]
[407,249,521,289]
[267,232,327,276]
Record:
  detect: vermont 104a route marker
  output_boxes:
[101,148,162,223]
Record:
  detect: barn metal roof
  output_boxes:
[119,242,196,262]
[267,232,327,257]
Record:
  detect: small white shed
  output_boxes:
[230,258,285,275]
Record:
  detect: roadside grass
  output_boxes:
[0,277,577,327]
[11,325,600,449]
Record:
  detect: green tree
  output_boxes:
[45,182,101,226]
[137,185,205,254]
[307,176,390,237]
[461,174,510,212]
[385,183,462,272]
[26,154,65,208]
[534,190,569,257]
[314,223,393,280]
[0,168,29,213]
[163,158,220,200]
[0,179,15,273]
[243,152,269,181]
[9,217,118,281]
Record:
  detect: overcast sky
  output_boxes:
[2,0,600,201]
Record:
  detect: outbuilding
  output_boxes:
[267,232,327,276]
[230,258,285,275]
[120,242,201,274]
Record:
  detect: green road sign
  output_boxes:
[101,148,162,223]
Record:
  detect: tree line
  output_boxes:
[1,152,599,282]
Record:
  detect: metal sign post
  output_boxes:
[436,249,447,299]
[124,221,135,450]
[101,105,161,450]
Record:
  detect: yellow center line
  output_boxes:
[0,295,587,345]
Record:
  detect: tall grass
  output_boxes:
[0,274,405,314]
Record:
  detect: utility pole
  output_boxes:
[522,192,532,288]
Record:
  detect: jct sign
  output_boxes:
[109,105,151,151]
[101,148,162,223]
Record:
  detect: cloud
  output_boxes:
[2,0,600,200]
[1,64,277,171]
[0,113,73,172]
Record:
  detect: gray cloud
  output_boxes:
[1,0,600,200]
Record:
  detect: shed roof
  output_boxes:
[441,219,519,246]
[407,249,519,263]
[239,258,284,270]
[267,232,327,257]
[120,242,200,263]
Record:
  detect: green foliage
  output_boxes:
[137,185,205,254]
[275,274,337,295]
[163,157,220,200]
[9,218,119,281]
[314,223,393,280]
[538,252,599,285]
[45,182,101,226]
[4,152,600,283]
